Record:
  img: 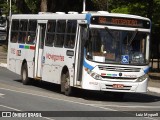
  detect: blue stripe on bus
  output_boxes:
[85,13,91,24]
[19,45,24,49]
[144,67,150,74]
[83,59,94,70]
[83,48,94,70]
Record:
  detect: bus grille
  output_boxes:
[101,76,136,80]
[98,65,141,72]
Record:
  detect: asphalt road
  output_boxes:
[0,67,160,120]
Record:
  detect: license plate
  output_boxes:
[113,84,124,89]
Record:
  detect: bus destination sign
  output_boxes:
[91,16,150,29]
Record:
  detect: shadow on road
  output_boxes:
[71,89,160,103]
[14,79,160,103]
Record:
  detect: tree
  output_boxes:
[0,0,10,15]
[92,0,110,11]
[41,0,47,12]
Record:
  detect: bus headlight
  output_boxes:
[136,74,148,82]
[86,69,102,80]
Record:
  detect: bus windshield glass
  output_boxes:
[85,28,149,65]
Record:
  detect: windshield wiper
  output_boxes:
[105,27,115,39]
[128,29,138,46]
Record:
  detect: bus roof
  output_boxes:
[11,14,86,20]
[11,11,150,22]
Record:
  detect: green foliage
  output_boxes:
[0,0,19,15]
[153,0,160,25]
[25,0,39,13]
[0,0,159,32]
[109,1,148,16]
[92,0,109,11]
[111,7,129,14]
[0,1,9,15]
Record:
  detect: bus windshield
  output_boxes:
[85,28,149,65]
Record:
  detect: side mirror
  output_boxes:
[81,28,89,42]
[80,24,89,42]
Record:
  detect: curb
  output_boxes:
[148,87,160,94]
[0,63,7,68]
[0,63,160,94]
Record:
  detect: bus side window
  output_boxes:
[11,32,18,43]
[54,20,66,47]
[45,20,56,47]
[11,20,19,43]
[27,20,37,44]
[64,20,77,48]
[18,20,28,44]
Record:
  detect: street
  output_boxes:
[0,67,160,120]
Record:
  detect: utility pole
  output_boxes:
[9,0,11,18]
[107,0,109,11]
[6,0,11,13]
[83,0,86,12]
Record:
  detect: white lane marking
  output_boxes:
[0,88,158,120]
[0,105,55,120]
[0,87,117,111]
[0,63,7,68]
[89,104,160,109]
[41,117,55,120]
[0,93,5,96]
[0,93,5,98]
[148,87,160,94]
[0,105,21,111]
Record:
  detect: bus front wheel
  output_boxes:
[21,63,30,85]
[61,72,72,96]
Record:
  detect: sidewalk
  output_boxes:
[148,72,160,93]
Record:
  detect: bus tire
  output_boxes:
[21,63,30,85]
[61,72,72,96]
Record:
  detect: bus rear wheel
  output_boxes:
[21,63,30,85]
[61,72,72,96]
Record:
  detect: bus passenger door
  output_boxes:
[74,24,87,86]
[34,23,46,78]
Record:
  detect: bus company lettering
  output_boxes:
[46,53,64,61]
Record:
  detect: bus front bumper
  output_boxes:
[82,76,148,93]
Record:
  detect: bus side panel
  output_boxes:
[7,43,17,73]
[24,47,35,78]
[42,46,53,83]
[42,46,61,84]
[15,44,24,75]
[42,46,74,85]
[14,45,35,78]
[27,61,34,78]
[15,59,21,75]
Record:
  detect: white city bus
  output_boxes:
[7,11,151,96]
